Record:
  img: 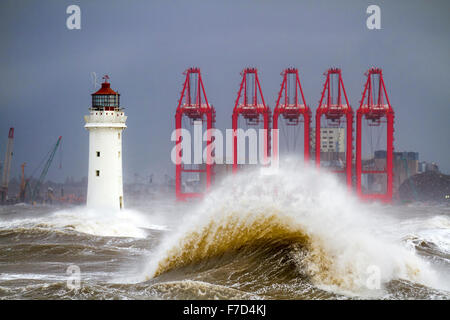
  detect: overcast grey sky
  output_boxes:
[0,0,449,183]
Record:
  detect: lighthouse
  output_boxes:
[84,75,127,210]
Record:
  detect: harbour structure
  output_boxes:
[315,68,354,191]
[0,128,14,203]
[84,75,127,209]
[232,68,271,173]
[174,68,216,201]
[272,68,311,164]
[172,67,395,203]
[356,67,395,203]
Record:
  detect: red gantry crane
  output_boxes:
[356,67,394,203]
[175,68,215,201]
[315,68,353,191]
[232,68,271,173]
[273,68,311,164]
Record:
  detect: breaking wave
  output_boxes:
[143,166,446,297]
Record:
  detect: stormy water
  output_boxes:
[0,166,449,300]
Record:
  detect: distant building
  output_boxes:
[393,152,419,194]
[365,150,420,195]
[310,127,346,163]
[418,161,439,173]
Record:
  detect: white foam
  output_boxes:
[0,206,168,238]
[142,163,447,296]
[412,216,450,254]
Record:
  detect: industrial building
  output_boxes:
[309,127,346,163]
[360,150,420,196]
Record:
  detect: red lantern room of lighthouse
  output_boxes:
[91,75,121,111]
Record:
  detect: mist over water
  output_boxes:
[0,165,449,299]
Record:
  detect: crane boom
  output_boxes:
[31,136,62,203]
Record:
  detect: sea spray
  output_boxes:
[143,165,440,296]
[0,206,167,238]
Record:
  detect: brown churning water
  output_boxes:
[0,167,449,299]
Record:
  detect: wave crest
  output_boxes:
[144,167,441,295]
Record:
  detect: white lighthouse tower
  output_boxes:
[84,75,127,210]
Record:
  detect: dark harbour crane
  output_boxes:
[30,136,62,204]
[18,162,27,202]
[0,128,14,203]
